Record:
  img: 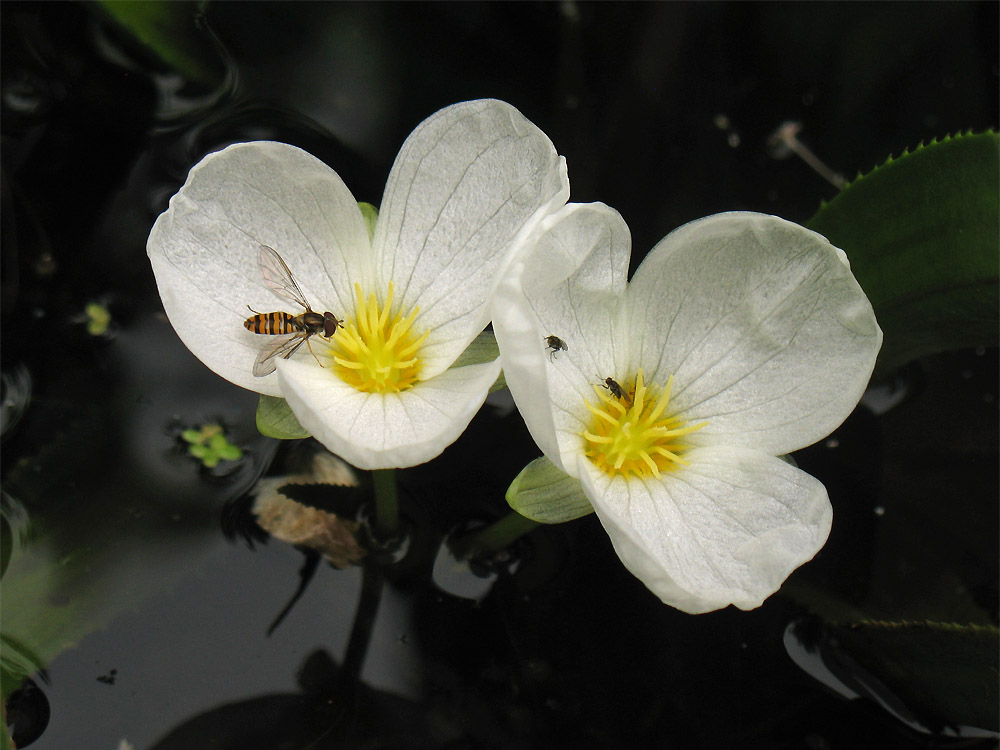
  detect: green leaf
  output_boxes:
[187,444,209,459]
[806,131,999,376]
[506,456,594,524]
[215,443,243,461]
[180,428,202,444]
[828,620,999,732]
[449,330,506,393]
[256,395,311,440]
[358,202,379,243]
[96,1,223,86]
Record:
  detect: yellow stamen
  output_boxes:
[582,369,706,479]
[331,282,429,393]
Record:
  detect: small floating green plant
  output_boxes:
[83,302,111,336]
[180,424,243,468]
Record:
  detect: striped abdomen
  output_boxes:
[244,311,301,335]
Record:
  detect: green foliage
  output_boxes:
[806,131,999,376]
[97,1,222,86]
[506,456,593,523]
[256,395,311,440]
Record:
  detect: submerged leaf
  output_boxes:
[826,620,999,733]
[806,131,999,375]
[506,456,593,523]
[96,1,223,86]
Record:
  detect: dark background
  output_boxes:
[2,3,997,749]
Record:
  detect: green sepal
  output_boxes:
[358,202,379,243]
[449,329,506,393]
[506,456,594,524]
[826,620,999,732]
[256,394,311,440]
[806,131,999,376]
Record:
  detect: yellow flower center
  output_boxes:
[582,369,705,479]
[331,282,429,393]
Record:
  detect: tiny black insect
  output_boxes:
[600,376,629,402]
[544,335,568,361]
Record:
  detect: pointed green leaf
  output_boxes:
[506,456,593,524]
[256,395,311,440]
[806,132,999,376]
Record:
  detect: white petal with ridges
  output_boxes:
[493,203,631,474]
[625,213,881,455]
[147,141,372,395]
[374,100,570,379]
[276,357,502,470]
[578,446,832,614]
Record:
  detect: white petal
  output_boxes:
[374,100,570,378]
[276,357,502,470]
[492,203,631,474]
[625,213,881,454]
[147,142,372,395]
[578,446,832,614]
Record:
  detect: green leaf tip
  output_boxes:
[506,456,593,524]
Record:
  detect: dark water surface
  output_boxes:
[2,2,997,748]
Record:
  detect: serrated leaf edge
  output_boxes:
[841,129,998,191]
[838,619,1000,634]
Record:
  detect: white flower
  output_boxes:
[147,100,568,469]
[493,205,882,613]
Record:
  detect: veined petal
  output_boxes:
[276,356,502,470]
[493,203,631,475]
[625,213,881,455]
[373,100,570,379]
[578,445,832,614]
[147,141,372,395]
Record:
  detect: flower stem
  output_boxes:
[460,511,539,558]
[371,469,399,541]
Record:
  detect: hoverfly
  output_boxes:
[599,376,631,404]
[244,245,343,377]
[544,334,568,361]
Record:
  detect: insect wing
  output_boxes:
[258,245,312,311]
[252,332,308,377]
